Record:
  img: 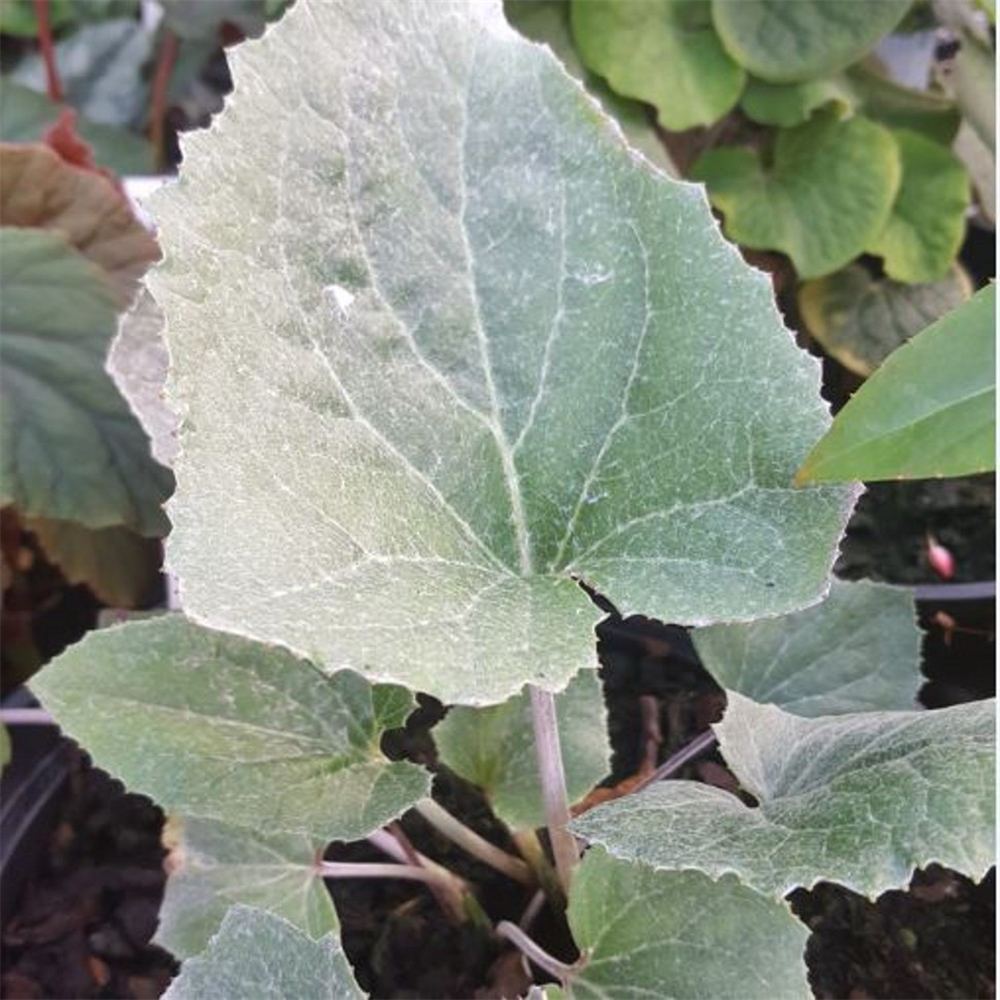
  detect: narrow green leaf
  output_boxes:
[572,694,996,898]
[799,263,972,377]
[691,111,900,278]
[150,0,854,707]
[711,0,912,83]
[32,615,430,840]
[434,669,609,830]
[0,227,173,534]
[796,284,996,483]
[157,815,338,960]
[570,0,745,131]
[867,130,969,283]
[550,849,810,1000]
[163,905,364,1000]
[952,33,996,151]
[692,579,922,716]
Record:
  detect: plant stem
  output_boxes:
[631,729,719,794]
[33,0,63,102]
[318,860,446,885]
[495,921,576,983]
[149,28,178,172]
[528,685,578,893]
[415,798,533,885]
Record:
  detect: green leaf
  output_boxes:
[796,284,996,483]
[571,693,996,897]
[711,0,912,83]
[11,19,152,130]
[692,579,922,716]
[799,263,972,377]
[569,0,745,131]
[434,669,609,830]
[0,725,10,770]
[691,111,900,278]
[163,905,365,1000]
[952,33,996,151]
[503,0,678,177]
[149,0,854,707]
[0,81,154,175]
[157,815,338,960]
[0,227,173,533]
[866,130,969,283]
[549,849,810,1000]
[741,75,854,128]
[32,615,430,840]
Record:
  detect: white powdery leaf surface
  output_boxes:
[692,578,923,716]
[149,0,853,705]
[571,693,996,898]
[164,905,365,1000]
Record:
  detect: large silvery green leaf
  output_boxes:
[0,227,173,535]
[798,263,971,377]
[32,615,430,840]
[711,0,912,83]
[150,0,853,707]
[570,0,745,131]
[163,905,365,1000]
[691,112,900,278]
[571,693,996,898]
[866,129,970,283]
[546,849,810,1000]
[692,579,922,716]
[434,669,609,830]
[157,815,338,959]
[797,284,996,483]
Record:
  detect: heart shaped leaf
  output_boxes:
[32,615,430,841]
[571,693,996,898]
[692,579,922,716]
[157,815,338,960]
[163,905,364,1000]
[149,0,853,707]
[570,0,745,131]
[547,849,810,1000]
[711,0,912,83]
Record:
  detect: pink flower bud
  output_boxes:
[925,534,955,581]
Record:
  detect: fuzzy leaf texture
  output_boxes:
[149,0,853,706]
[157,815,338,960]
[571,693,996,898]
[163,905,364,1000]
[546,849,810,1000]
[797,283,995,482]
[32,615,430,841]
[692,578,923,716]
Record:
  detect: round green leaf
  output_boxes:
[163,905,364,1000]
[711,0,912,84]
[691,111,900,278]
[0,227,173,534]
[692,579,922,716]
[570,0,745,131]
[866,129,970,283]
[796,284,995,483]
[552,849,810,1000]
[32,615,430,841]
[572,693,996,898]
[741,75,854,128]
[150,0,853,707]
[799,263,972,377]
